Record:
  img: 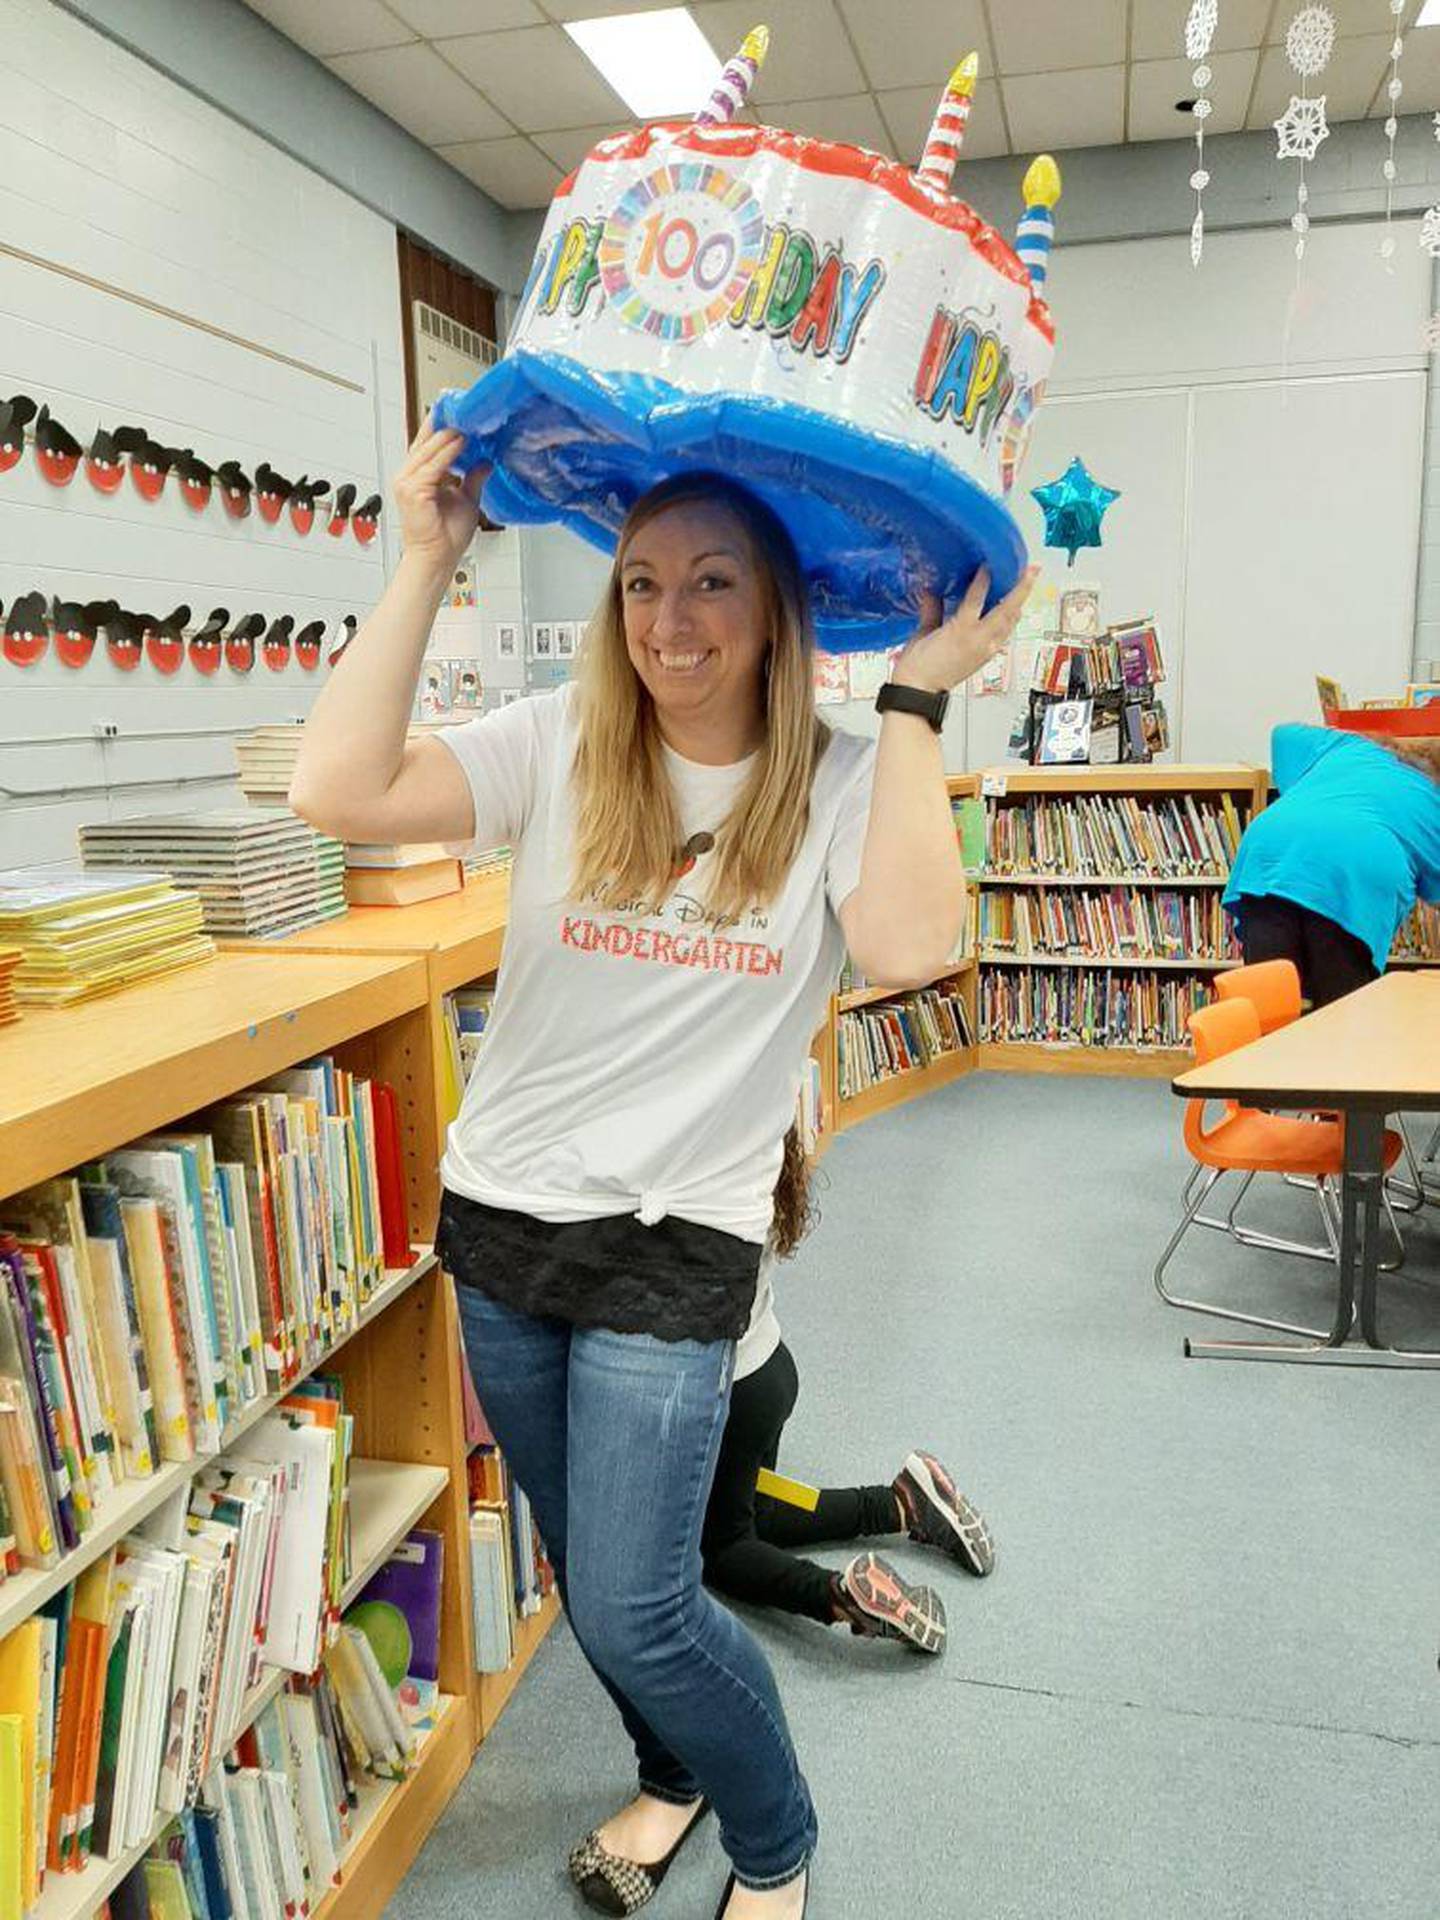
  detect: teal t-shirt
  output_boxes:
[1224,724,1440,970]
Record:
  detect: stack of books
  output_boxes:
[0,946,20,1024]
[980,965,1212,1051]
[79,812,347,942]
[0,870,214,1007]
[0,1052,412,1586]
[0,1378,359,1902]
[344,843,463,910]
[232,725,306,806]
[467,1448,553,1676]
[837,986,972,1100]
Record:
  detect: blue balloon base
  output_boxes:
[433,350,1027,654]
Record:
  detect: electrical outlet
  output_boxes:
[92,720,119,739]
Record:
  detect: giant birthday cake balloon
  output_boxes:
[435,31,1061,651]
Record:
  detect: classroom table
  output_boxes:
[1171,970,1440,1367]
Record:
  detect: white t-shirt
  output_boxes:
[735,1249,781,1381]
[436,684,873,1245]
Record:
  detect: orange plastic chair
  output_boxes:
[1214,959,1302,1033]
[1218,958,1429,1213]
[1155,999,1403,1338]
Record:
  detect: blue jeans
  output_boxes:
[455,1283,817,1890]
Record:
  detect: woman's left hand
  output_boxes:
[892,566,1039,695]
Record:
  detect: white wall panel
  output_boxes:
[0,0,408,866]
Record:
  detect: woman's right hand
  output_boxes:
[393,418,488,574]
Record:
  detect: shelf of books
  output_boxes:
[1391,902,1440,968]
[0,946,492,1920]
[226,878,562,1756]
[952,765,1268,1077]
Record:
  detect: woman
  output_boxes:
[1224,724,1440,1005]
[703,1142,994,1659]
[291,421,1031,1918]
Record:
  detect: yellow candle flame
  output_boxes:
[1023,153,1062,209]
[741,24,770,65]
[947,52,980,98]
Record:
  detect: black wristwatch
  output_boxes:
[875,680,950,734]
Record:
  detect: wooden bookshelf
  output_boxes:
[0,947,484,1920]
[224,872,561,1750]
[28,1459,454,1920]
[958,764,1268,1078]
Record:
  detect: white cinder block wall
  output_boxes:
[0,0,409,867]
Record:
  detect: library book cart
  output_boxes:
[0,943,520,1920]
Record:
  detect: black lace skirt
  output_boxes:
[436,1188,761,1344]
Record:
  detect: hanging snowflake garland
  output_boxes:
[1381,0,1408,260]
[1185,0,1219,266]
[1422,312,1440,354]
[1185,0,1218,61]
[1285,5,1335,77]
[1274,93,1329,161]
[1420,204,1440,257]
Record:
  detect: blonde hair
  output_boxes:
[571,474,830,923]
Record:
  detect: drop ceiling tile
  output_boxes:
[1128,48,1258,140]
[439,24,627,130]
[532,123,623,172]
[692,0,866,100]
[1130,0,1271,63]
[389,0,542,31]
[836,0,989,92]
[326,41,512,141]
[762,94,893,152]
[438,136,562,208]
[1002,64,1126,152]
[876,78,1009,162]
[241,0,414,58]
[1247,35,1396,128]
[1376,25,1440,112]
[990,0,1126,76]
[1266,0,1418,39]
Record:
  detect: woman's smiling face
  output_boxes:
[619,499,770,731]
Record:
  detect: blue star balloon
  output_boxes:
[1030,457,1120,567]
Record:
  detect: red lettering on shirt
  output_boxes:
[557,914,782,980]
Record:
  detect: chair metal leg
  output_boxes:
[1221,1168,1337,1262]
[1319,1178,1406,1274]
[1385,1118,1427,1214]
[1155,1166,1342,1341]
[1425,1118,1440,1164]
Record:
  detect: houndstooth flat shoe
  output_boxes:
[569,1798,711,1914]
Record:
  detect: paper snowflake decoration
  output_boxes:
[1274,94,1329,160]
[1423,312,1440,353]
[1434,109,1440,142]
[1190,209,1205,267]
[1285,6,1335,78]
[1421,206,1440,256]
[1185,0,1217,61]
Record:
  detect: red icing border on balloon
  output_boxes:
[553,122,1056,346]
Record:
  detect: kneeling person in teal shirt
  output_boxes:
[1224,725,1440,1006]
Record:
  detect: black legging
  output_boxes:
[1231,892,1380,1009]
[702,1342,900,1624]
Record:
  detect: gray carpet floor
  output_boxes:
[388,1073,1440,1919]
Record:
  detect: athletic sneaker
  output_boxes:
[831,1552,947,1655]
[893,1451,995,1577]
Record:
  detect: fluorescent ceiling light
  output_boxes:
[565,8,721,119]
[1418,0,1440,22]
